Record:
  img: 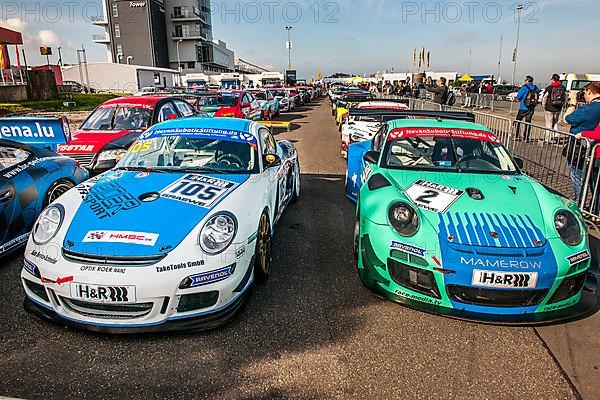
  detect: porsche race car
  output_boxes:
[21,117,300,333]
[347,114,598,324]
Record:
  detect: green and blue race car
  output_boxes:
[346,113,598,324]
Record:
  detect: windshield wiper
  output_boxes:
[178,166,240,174]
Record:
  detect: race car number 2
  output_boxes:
[160,174,236,208]
[405,180,464,213]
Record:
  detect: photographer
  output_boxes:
[564,82,600,199]
[424,77,448,105]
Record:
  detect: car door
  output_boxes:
[258,127,285,221]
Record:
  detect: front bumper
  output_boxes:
[21,249,256,333]
[358,227,600,325]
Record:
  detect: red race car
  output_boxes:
[213,90,262,120]
[58,95,196,174]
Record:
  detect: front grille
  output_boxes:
[23,279,49,302]
[60,297,154,320]
[446,285,548,308]
[66,153,95,167]
[62,248,166,267]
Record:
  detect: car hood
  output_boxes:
[59,130,139,153]
[385,170,549,248]
[63,170,250,257]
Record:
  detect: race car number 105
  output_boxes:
[160,174,237,208]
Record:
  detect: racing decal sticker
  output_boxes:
[80,265,126,274]
[405,180,464,213]
[83,230,159,246]
[41,276,74,285]
[23,258,39,276]
[156,260,205,273]
[471,270,538,289]
[2,157,62,179]
[70,283,135,303]
[0,233,29,253]
[30,250,58,264]
[143,127,257,145]
[460,256,541,270]
[388,127,499,143]
[389,241,426,257]
[79,181,141,219]
[566,250,590,267]
[160,174,237,208]
[57,144,95,152]
[188,266,234,287]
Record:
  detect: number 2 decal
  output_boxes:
[415,190,439,204]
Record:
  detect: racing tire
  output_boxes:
[254,212,273,282]
[44,179,74,207]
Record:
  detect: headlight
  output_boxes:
[98,149,126,161]
[32,205,64,245]
[554,210,583,246]
[199,212,237,255]
[388,202,419,237]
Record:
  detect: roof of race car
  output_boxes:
[386,118,499,143]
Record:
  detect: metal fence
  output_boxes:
[374,94,600,221]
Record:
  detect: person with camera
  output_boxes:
[424,76,448,105]
[514,75,540,142]
[564,82,600,200]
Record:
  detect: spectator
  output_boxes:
[514,75,541,141]
[424,76,448,105]
[412,83,420,98]
[542,73,567,141]
[564,81,600,199]
[575,123,600,212]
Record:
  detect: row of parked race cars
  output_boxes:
[0,83,597,333]
[328,85,598,324]
[0,85,320,332]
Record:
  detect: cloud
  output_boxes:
[35,30,60,46]
[3,18,28,33]
[445,31,475,44]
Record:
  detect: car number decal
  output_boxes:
[405,180,463,213]
[70,283,136,303]
[160,174,237,208]
[471,270,538,289]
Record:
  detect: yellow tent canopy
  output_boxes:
[349,76,365,84]
[458,74,474,82]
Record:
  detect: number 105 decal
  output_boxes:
[160,174,237,208]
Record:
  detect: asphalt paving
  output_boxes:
[0,99,582,399]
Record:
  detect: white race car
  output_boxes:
[21,117,300,333]
[340,100,409,158]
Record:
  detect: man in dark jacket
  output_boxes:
[542,73,566,139]
[514,75,540,141]
[424,77,448,104]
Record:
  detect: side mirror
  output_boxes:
[264,153,281,167]
[167,113,178,120]
[241,102,251,108]
[514,157,524,169]
[364,150,380,164]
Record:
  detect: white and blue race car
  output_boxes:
[21,117,300,333]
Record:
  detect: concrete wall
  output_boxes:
[0,85,27,101]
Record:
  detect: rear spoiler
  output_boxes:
[0,116,71,152]
[347,109,475,122]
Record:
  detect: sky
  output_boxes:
[1,0,598,83]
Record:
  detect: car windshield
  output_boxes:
[383,135,518,174]
[0,146,30,172]
[118,136,258,173]
[81,106,152,131]
[273,91,287,97]
[252,92,267,100]
[198,94,239,107]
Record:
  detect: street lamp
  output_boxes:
[176,39,183,85]
[511,4,524,86]
[285,26,292,70]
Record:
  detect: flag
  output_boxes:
[15,45,21,69]
[427,51,430,68]
[413,48,417,66]
[0,45,9,69]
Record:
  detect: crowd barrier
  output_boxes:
[372,94,600,221]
